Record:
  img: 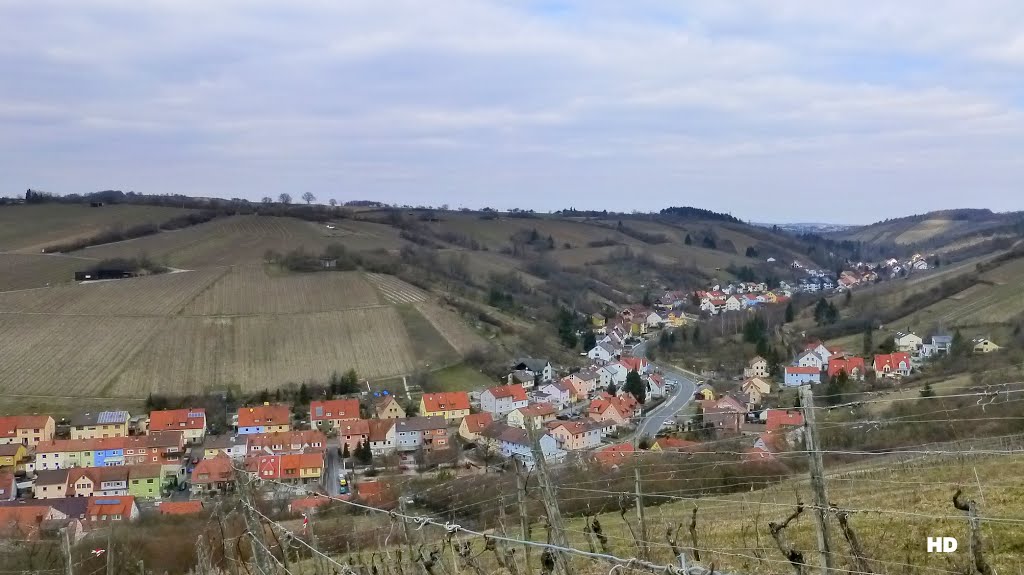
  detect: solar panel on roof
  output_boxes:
[94,499,121,505]
[187,412,203,418]
[97,411,128,424]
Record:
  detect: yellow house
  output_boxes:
[591,314,606,328]
[375,396,406,419]
[0,443,27,468]
[972,338,1001,354]
[296,453,324,479]
[762,292,778,303]
[695,384,715,401]
[0,415,56,447]
[506,404,558,430]
[666,312,687,327]
[420,393,471,422]
[70,411,130,440]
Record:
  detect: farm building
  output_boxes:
[74,269,136,281]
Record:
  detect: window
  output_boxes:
[147,479,154,484]
[132,480,139,485]
[112,514,121,520]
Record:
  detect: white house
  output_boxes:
[511,358,554,384]
[646,374,667,399]
[536,381,573,409]
[894,332,923,353]
[644,312,665,328]
[587,342,616,362]
[480,385,529,416]
[599,363,629,389]
[795,350,825,370]
[724,296,742,312]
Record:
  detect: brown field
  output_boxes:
[424,214,646,251]
[110,307,418,396]
[366,273,428,303]
[181,266,380,315]
[320,219,408,251]
[0,204,193,252]
[0,253,93,291]
[73,215,330,268]
[0,313,162,397]
[0,268,226,316]
[413,301,488,355]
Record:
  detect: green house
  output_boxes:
[128,464,164,499]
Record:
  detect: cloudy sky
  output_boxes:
[2,1,1023,223]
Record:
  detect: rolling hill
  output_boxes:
[835,208,1023,250]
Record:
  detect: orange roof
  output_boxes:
[827,356,865,377]
[487,384,527,402]
[765,410,804,432]
[238,404,291,428]
[0,415,52,437]
[87,496,135,519]
[0,505,56,539]
[421,392,471,413]
[618,357,647,373]
[159,501,204,515]
[517,403,557,417]
[367,419,396,442]
[289,497,332,513]
[246,430,327,452]
[37,436,127,453]
[462,413,493,433]
[192,455,234,485]
[355,480,395,508]
[149,408,206,432]
[652,437,699,451]
[785,366,820,375]
[310,399,361,421]
[336,419,371,437]
[594,443,636,466]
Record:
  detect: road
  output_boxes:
[631,339,698,439]
[324,439,341,496]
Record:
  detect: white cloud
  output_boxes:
[1,1,1023,222]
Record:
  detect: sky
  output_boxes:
[2,1,1024,224]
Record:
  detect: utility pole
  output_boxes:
[63,527,74,575]
[137,560,144,575]
[634,466,649,561]
[800,384,834,575]
[514,461,531,570]
[235,467,272,575]
[525,420,575,575]
[106,524,114,575]
[399,494,417,569]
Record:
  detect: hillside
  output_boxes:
[835,208,1023,250]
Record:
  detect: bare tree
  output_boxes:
[278,193,292,205]
[261,197,273,204]
[301,192,316,205]
[329,199,338,207]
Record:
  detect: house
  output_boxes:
[508,370,535,386]
[367,419,397,457]
[575,369,601,397]
[480,385,529,416]
[35,437,129,470]
[65,467,129,498]
[374,396,406,420]
[308,399,360,430]
[0,415,55,446]
[336,420,371,456]
[238,404,291,435]
[288,497,331,515]
[972,338,1002,354]
[148,408,207,445]
[588,393,640,427]
[394,417,449,452]
[458,413,494,442]
[618,356,649,375]
[594,443,636,468]
[537,380,574,409]
[33,469,71,499]
[894,332,924,353]
[874,352,912,378]
[354,479,396,509]
[587,342,617,362]
[191,455,235,496]
[920,335,954,358]
[545,420,604,450]
[646,374,667,399]
[245,430,327,456]
[644,312,665,328]
[479,423,564,470]
[702,407,742,434]
[159,501,204,516]
[0,472,14,501]
[127,464,163,499]
[591,313,607,332]
[507,404,558,430]
[202,435,248,460]
[512,358,554,385]
[827,356,866,381]
[420,392,471,422]
[765,409,804,432]
[717,393,750,414]
[123,431,185,468]
[741,378,771,405]
[70,411,130,440]
[0,443,27,468]
[694,383,715,401]
[86,496,140,525]
[795,350,825,370]
[599,363,629,389]
[803,342,832,364]
[744,357,769,379]
[649,437,700,452]
[247,452,324,487]
[0,504,65,540]
[784,366,821,386]
[724,296,742,312]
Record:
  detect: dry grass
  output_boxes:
[181,266,380,315]
[366,273,428,304]
[0,204,192,252]
[413,301,488,355]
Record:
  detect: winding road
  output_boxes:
[631,339,698,439]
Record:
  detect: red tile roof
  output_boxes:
[874,352,912,373]
[159,501,204,515]
[336,419,371,437]
[246,430,327,453]
[487,384,528,402]
[149,408,206,432]
[192,455,234,485]
[618,357,647,373]
[517,403,557,417]
[309,399,360,421]
[0,505,57,539]
[462,413,493,433]
[0,415,52,438]
[238,404,291,428]
[765,410,804,432]
[827,356,865,378]
[421,392,471,413]
[594,443,636,466]
[87,496,135,520]
[785,366,820,375]
[289,497,332,514]
[651,437,700,451]
[355,480,395,509]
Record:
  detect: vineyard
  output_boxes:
[182,266,380,315]
[413,301,488,355]
[73,215,330,268]
[366,273,428,303]
[0,204,192,253]
[108,307,418,396]
[0,253,88,291]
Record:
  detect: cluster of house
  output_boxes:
[695,283,793,315]
[688,375,807,462]
[588,303,686,348]
[780,332,1002,387]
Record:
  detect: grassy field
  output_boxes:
[72,215,330,268]
[413,301,489,355]
[0,204,193,252]
[0,253,92,291]
[428,363,497,392]
[839,216,1005,246]
[394,303,461,371]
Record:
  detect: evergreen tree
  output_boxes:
[556,307,578,348]
[844,290,852,305]
[784,301,795,323]
[606,382,617,396]
[342,443,350,459]
[951,329,966,356]
[813,298,829,325]
[920,383,935,398]
[756,336,769,357]
[623,368,646,404]
[298,383,311,404]
[582,330,597,351]
[684,234,692,246]
[862,324,874,356]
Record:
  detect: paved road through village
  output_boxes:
[631,339,698,439]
